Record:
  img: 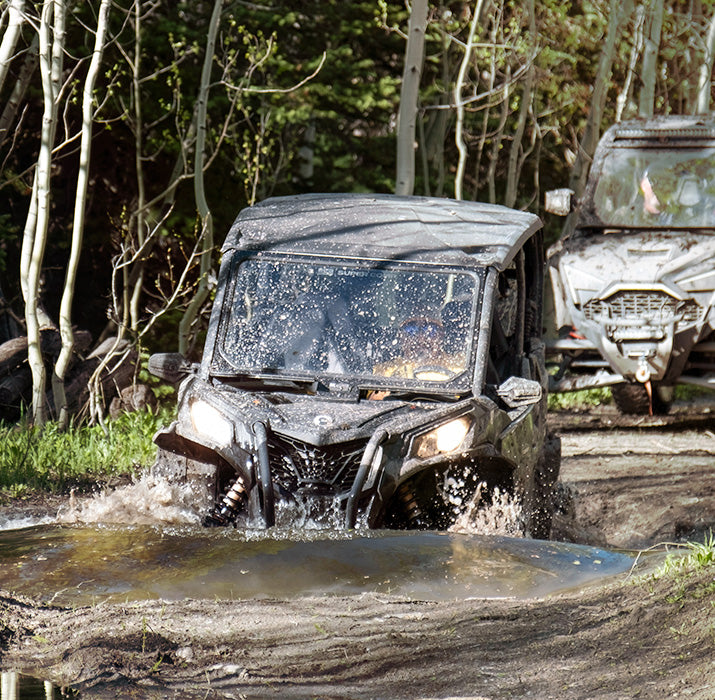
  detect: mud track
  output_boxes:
[1,401,715,699]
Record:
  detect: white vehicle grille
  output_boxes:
[582,290,701,340]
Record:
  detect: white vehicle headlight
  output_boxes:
[411,417,472,459]
[190,399,233,446]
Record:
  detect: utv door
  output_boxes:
[486,237,547,490]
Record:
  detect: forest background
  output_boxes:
[1,0,714,426]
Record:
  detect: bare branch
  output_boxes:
[227,51,327,94]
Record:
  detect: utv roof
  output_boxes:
[222,193,542,271]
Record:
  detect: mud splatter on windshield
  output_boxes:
[213,259,480,389]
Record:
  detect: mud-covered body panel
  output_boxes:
[151,194,556,532]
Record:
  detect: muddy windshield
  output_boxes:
[214,258,480,390]
[592,146,715,228]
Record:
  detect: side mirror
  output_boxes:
[496,376,542,408]
[544,188,575,216]
[148,352,192,384]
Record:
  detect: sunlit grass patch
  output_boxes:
[657,534,715,577]
[547,387,613,411]
[640,533,715,607]
[0,406,175,494]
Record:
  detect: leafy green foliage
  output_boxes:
[548,388,613,411]
[0,407,175,493]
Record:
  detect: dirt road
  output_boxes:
[551,402,715,549]
[1,402,715,699]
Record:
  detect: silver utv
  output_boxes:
[546,115,715,414]
[149,194,560,536]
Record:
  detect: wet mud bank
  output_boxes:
[1,401,715,699]
[2,562,714,699]
[550,401,715,549]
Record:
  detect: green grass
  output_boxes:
[547,383,715,411]
[547,387,613,411]
[655,533,715,578]
[0,406,175,495]
[641,533,715,605]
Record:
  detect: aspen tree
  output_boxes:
[453,0,484,201]
[20,0,65,425]
[0,0,25,95]
[52,0,111,429]
[696,11,715,113]
[638,0,664,117]
[395,0,428,196]
[177,0,223,356]
[568,0,634,198]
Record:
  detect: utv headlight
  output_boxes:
[411,417,472,459]
[190,399,233,446]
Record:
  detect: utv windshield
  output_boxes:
[592,146,715,228]
[214,258,480,390]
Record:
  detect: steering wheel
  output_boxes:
[413,365,456,381]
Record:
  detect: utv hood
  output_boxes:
[553,229,715,306]
[180,377,479,449]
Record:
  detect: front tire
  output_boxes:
[611,382,672,415]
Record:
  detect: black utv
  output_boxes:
[149,194,560,537]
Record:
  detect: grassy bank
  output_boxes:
[0,407,174,496]
[649,534,715,599]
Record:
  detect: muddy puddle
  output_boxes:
[0,476,651,700]
[0,521,636,605]
[0,476,636,606]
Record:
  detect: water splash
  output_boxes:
[448,482,524,537]
[238,493,368,533]
[0,512,55,532]
[56,474,203,526]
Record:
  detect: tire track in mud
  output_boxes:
[549,401,715,549]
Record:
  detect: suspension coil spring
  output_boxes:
[202,475,249,527]
[397,482,427,528]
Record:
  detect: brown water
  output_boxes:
[0,521,636,604]
[0,478,638,700]
[0,478,635,606]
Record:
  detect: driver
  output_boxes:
[373,314,466,380]
[640,171,662,215]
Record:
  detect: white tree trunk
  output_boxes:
[616,4,645,122]
[569,0,633,198]
[0,0,25,95]
[697,10,715,113]
[129,0,145,331]
[453,0,484,201]
[23,0,65,425]
[504,0,535,208]
[638,0,664,118]
[52,0,111,428]
[395,0,428,196]
[178,0,222,355]
[0,34,38,148]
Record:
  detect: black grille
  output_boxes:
[582,291,701,326]
[267,435,367,495]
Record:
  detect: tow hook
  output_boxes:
[634,358,655,416]
[635,358,651,383]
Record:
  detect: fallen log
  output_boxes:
[0,332,140,424]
